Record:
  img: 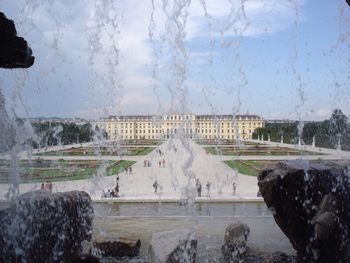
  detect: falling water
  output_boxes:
[1,0,350,262]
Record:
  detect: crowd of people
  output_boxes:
[100,146,240,199]
[195,179,237,198]
[102,175,120,198]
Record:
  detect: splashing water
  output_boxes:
[1,0,350,262]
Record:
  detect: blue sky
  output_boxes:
[0,0,349,121]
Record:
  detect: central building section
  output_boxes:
[97,114,264,141]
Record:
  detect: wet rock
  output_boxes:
[262,252,296,263]
[0,190,93,263]
[258,160,350,262]
[149,229,197,263]
[222,222,250,262]
[93,235,141,258]
[71,253,100,263]
[311,193,340,243]
[0,12,35,68]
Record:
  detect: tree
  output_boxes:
[252,109,350,150]
[329,109,348,147]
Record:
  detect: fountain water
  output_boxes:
[1,0,350,262]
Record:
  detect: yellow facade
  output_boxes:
[97,114,264,140]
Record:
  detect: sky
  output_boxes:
[0,0,349,121]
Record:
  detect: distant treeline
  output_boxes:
[30,121,107,148]
[252,109,350,150]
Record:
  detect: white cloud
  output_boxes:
[1,0,310,118]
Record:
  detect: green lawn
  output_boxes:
[205,146,321,156]
[0,160,136,184]
[224,160,259,176]
[35,146,155,157]
[205,147,224,155]
[135,147,155,155]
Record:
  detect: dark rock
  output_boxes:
[93,235,141,258]
[0,190,93,263]
[347,0,350,7]
[258,160,350,262]
[149,229,197,263]
[263,252,296,263]
[222,222,250,262]
[0,12,35,68]
[71,253,100,263]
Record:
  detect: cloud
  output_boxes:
[1,0,309,118]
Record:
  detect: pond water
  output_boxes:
[94,202,271,218]
[93,202,295,262]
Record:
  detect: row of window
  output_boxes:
[108,128,252,136]
[110,133,252,140]
[104,121,262,129]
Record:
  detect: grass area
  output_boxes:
[117,139,164,146]
[194,139,239,145]
[35,146,155,157]
[224,160,259,176]
[0,160,136,184]
[224,160,278,176]
[136,147,155,155]
[205,146,320,156]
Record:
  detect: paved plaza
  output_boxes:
[0,138,349,201]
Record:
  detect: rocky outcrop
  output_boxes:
[262,252,296,263]
[0,12,35,68]
[149,229,197,263]
[0,190,93,263]
[222,222,250,262]
[93,235,141,258]
[258,160,350,262]
[71,254,100,263]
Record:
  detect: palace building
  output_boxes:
[96,114,264,140]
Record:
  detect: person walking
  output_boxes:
[206,181,211,198]
[162,159,166,168]
[196,179,202,197]
[144,159,147,167]
[115,182,120,197]
[232,182,236,196]
[159,160,161,168]
[153,180,159,193]
[129,166,132,174]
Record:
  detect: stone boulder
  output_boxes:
[0,190,93,263]
[71,254,100,263]
[262,252,296,263]
[93,234,141,258]
[222,222,250,262]
[0,12,35,68]
[258,160,350,262]
[149,229,197,263]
